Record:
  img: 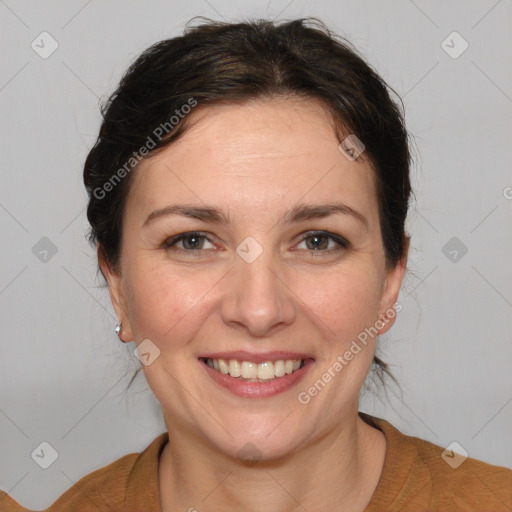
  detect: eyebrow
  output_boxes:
[143,202,369,230]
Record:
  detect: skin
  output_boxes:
[100,97,409,512]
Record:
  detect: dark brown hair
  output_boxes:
[83,17,412,389]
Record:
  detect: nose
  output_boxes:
[220,245,296,338]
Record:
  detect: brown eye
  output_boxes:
[297,231,350,252]
[164,232,214,251]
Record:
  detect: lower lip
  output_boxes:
[199,359,315,398]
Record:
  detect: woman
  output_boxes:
[2,17,510,512]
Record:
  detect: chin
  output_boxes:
[204,416,306,463]
[226,435,299,464]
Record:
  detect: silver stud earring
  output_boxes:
[115,321,122,336]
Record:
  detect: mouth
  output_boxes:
[200,357,307,382]
[198,353,315,398]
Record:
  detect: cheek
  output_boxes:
[122,247,384,355]
[300,267,382,337]
[123,261,213,345]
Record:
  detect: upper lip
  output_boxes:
[199,351,315,364]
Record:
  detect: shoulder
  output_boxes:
[408,431,512,509]
[361,412,512,511]
[0,432,168,512]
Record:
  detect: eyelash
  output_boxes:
[162,231,350,255]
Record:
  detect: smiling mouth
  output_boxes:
[200,357,309,383]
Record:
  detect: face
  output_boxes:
[102,97,407,460]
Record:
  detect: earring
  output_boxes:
[115,321,123,339]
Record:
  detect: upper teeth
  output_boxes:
[206,358,302,379]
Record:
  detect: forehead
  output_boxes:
[128,98,378,221]
[156,97,350,163]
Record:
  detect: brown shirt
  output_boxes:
[1,412,511,511]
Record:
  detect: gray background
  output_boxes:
[1,0,511,509]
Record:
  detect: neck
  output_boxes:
[158,411,386,512]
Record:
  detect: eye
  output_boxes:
[162,230,350,255]
[163,231,215,252]
[296,231,350,252]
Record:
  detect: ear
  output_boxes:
[377,236,410,335]
[98,244,134,342]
